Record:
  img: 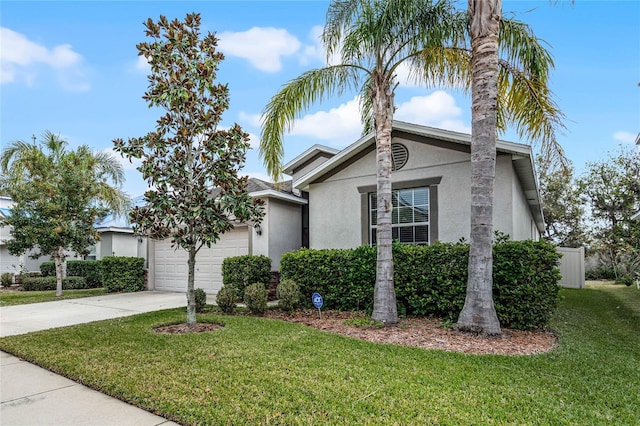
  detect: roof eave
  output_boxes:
[283,144,340,176]
[249,190,308,205]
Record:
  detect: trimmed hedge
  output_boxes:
[222,255,271,298]
[101,257,145,293]
[40,261,55,277]
[67,260,102,288]
[22,276,87,291]
[280,240,562,330]
[40,260,102,288]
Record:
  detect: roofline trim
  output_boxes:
[249,190,308,205]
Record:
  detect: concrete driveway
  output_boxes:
[0,291,186,337]
[0,291,186,425]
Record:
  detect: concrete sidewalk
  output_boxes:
[0,291,186,425]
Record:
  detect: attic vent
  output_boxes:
[391,143,409,171]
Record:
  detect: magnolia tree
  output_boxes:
[114,14,263,324]
[0,132,127,296]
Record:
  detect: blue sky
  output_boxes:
[2,0,639,197]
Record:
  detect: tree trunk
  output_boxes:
[186,246,197,324]
[371,74,398,325]
[53,246,65,297]
[456,0,502,335]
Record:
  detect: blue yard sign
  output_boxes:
[312,292,323,309]
[312,292,323,319]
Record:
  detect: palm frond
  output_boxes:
[323,0,363,60]
[92,149,126,186]
[358,78,374,134]
[497,60,567,169]
[260,65,365,181]
[497,16,567,169]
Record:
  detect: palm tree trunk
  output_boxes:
[186,246,197,324]
[371,75,398,325]
[456,0,502,335]
[53,246,64,297]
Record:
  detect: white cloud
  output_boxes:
[135,55,150,73]
[289,97,363,147]
[299,25,325,66]
[395,91,470,133]
[246,131,260,149]
[218,27,300,72]
[613,131,636,144]
[273,91,469,148]
[395,62,422,88]
[0,27,90,91]
[239,111,262,128]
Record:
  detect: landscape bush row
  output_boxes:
[30,257,146,292]
[217,255,272,314]
[277,240,562,330]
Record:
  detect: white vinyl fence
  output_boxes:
[557,247,585,289]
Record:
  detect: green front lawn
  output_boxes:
[0,288,108,306]
[0,285,638,425]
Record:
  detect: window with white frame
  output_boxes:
[369,187,429,245]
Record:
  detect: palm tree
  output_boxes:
[260,0,565,327]
[260,0,467,325]
[1,132,128,296]
[456,1,566,334]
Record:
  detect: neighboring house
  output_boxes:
[0,195,135,275]
[0,196,82,274]
[148,121,544,294]
[89,196,148,264]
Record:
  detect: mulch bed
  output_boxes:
[155,309,557,356]
[264,309,557,356]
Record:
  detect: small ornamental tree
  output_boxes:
[114,13,263,324]
[0,132,127,297]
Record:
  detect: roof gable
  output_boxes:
[292,121,544,232]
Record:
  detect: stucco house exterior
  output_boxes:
[0,196,138,274]
[87,196,148,264]
[0,196,45,274]
[147,121,544,295]
[147,178,307,293]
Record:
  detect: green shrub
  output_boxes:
[492,240,561,330]
[615,275,634,286]
[280,240,562,330]
[222,255,271,298]
[21,276,87,291]
[216,286,237,314]
[195,288,207,312]
[279,246,375,312]
[585,264,617,280]
[1,273,13,288]
[276,279,301,312]
[67,260,102,288]
[21,271,42,278]
[244,283,268,315]
[40,261,55,277]
[101,257,145,293]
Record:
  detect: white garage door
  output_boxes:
[153,227,248,294]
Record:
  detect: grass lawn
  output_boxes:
[0,287,108,306]
[0,284,638,425]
